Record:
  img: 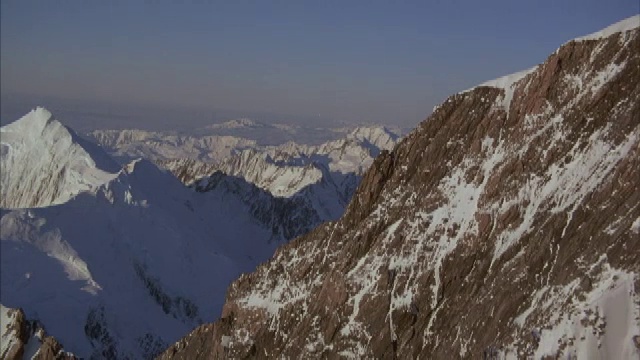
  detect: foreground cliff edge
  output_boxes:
[160,15,640,359]
[0,304,76,359]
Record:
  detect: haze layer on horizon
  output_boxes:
[1,0,638,130]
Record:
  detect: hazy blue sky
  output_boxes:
[1,0,638,128]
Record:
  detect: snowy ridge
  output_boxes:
[574,14,640,42]
[215,149,324,198]
[315,138,383,175]
[1,107,120,208]
[90,123,401,167]
[214,128,396,197]
[156,158,218,185]
[477,67,537,89]
[159,125,400,230]
[90,125,401,228]
[460,14,640,106]
[459,66,538,113]
[346,126,400,152]
[462,66,535,94]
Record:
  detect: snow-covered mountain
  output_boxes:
[159,126,401,234]
[210,129,392,200]
[160,125,398,187]
[1,108,121,209]
[212,149,325,198]
[346,126,400,153]
[0,111,294,358]
[160,15,640,359]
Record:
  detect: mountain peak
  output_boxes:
[4,106,58,133]
[460,14,640,106]
[346,125,401,153]
[26,105,54,121]
[349,125,399,138]
[3,107,89,149]
[1,108,120,208]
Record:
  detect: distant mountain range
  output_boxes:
[90,118,401,241]
[0,107,399,358]
[87,118,403,163]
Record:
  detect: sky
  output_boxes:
[1,0,638,129]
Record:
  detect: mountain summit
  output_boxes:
[0,107,120,208]
[160,15,640,359]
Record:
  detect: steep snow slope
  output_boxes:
[161,126,401,233]
[161,157,350,240]
[214,149,325,198]
[1,113,284,358]
[0,107,120,208]
[193,171,331,241]
[160,16,640,359]
[162,126,399,194]
[261,126,400,176]
[312,134,390,175]
[211,126,400,197]
[347,126,400,153]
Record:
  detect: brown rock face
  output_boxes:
[31,333,75,360]
[0,305,77,360]
[1,306,29,360]
[160,20,640,359]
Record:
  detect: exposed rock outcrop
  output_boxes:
[0,304,76,360]
[160,16,640,359]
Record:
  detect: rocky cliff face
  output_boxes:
[0,304,76,360]
[160,16,640,359]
